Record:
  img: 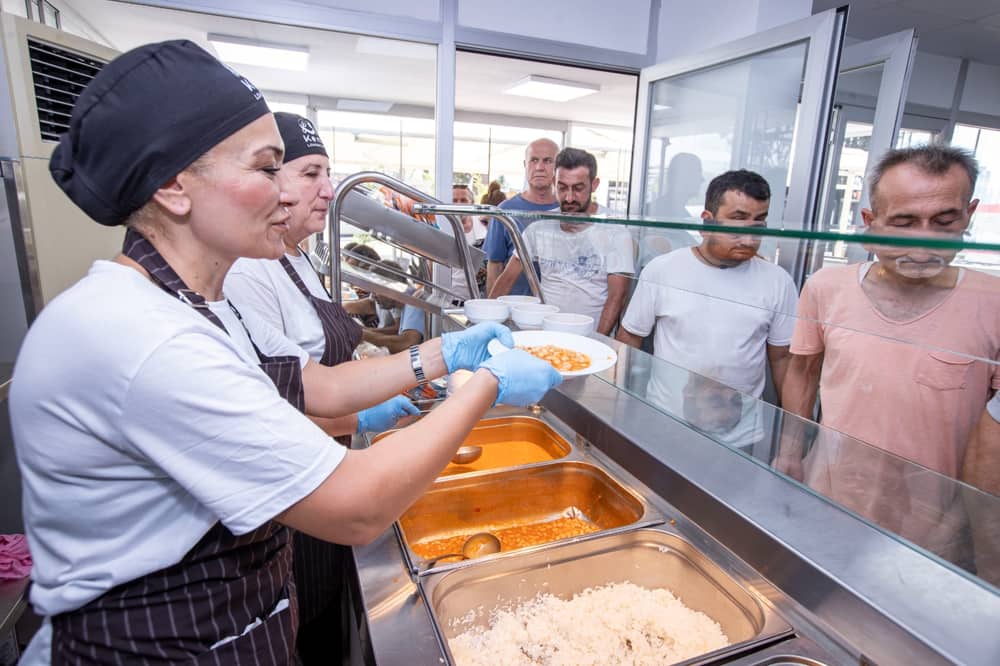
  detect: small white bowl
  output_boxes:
[497,294,541,306]
[511,303,560,330]
[542,313,594,335]
[463,298,509,324]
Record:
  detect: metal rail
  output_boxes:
[328,172,480,304]
[412,202,544,301]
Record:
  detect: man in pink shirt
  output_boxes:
[776,145,999,565]
[780,144,998,479]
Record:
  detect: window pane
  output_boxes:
[954,124,1000,275]
[640,41,810,269]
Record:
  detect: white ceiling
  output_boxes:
[813,0,1000,66]
[62,0,638,128]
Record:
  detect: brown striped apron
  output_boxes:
[50,230,304,664]
[278,255,359,646]
[278,254,361,370]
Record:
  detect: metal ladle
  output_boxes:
[423,532,501,568]
[450,445,483,465]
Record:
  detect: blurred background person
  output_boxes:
[349,259,427,353]
[484,138,559,296]
[449,183,487,301]
[638,152,703,271]
[481,179,507,207]
[341,242,382,325]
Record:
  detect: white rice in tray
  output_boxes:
[448,581,729,665]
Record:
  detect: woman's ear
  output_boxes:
[150,175,192,217]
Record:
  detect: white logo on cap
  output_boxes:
[298,118,323,148]
[221,62,263,101]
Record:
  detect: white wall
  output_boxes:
[457,0,652,55]
[905,50,963,110]
[822,32,999,130]
[961,61,1000,117]
[900,52,1000,128]
[655,0,811,62]
[754,0,813,32]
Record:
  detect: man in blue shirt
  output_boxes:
[484,138,560,296]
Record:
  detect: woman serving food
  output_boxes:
[224,112,417,662]
[10,40,560,664]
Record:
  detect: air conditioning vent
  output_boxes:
[27,38,105,142]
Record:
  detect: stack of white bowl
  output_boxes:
[462,299,509,324]
[510,303,560,329]
[541,313,594,335]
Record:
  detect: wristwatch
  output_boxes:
[408,345,428,385]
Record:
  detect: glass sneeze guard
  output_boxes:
[415,204,1000,593]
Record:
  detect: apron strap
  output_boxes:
[123,228,268,362]
[279,253,330,299]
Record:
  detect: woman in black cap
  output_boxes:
[225,113,408,662]
[10,40,560,665]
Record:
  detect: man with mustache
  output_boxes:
[779,145,1000,483]
[616,169,798,449]
[489,148,634,335]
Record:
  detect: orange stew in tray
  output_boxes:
[517,345,590,373]
[412,516,599,561]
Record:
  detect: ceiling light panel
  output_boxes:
[208,34,309,71]
[503,75,600,102]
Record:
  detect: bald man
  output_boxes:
[483,138,559,296]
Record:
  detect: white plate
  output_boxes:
[487,331,618,377]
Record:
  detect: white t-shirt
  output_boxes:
[467,216,489,243]
[644,356,766,449]
[374,299,426,337]
[517,208,634,322]
[226,251,331,362]
[989,392,1000,423]
[450,227,485,300]
[621,248,798,398]
[10,262,343,630]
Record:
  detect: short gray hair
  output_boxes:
[868,144,979,212]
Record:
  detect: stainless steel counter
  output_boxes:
[352,403,848,665]
[352,374,1000,665]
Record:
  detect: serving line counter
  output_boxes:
[348,334,1000,666]
[325,173,1000,665]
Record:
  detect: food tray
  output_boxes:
[397,461,651,574]
[372,415,573,477]
[421,527,793,665]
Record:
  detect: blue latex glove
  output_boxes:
[441,322,515,373]
[356,395,419,433]
[479,349,563,407]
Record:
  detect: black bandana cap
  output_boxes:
[274,112,327,164]
[50,39,271,226]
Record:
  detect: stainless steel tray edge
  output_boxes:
[420,525,794,666]
[397,458,663,577]
[412,518,667,578]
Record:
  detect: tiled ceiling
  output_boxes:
[812,0,1000,65]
